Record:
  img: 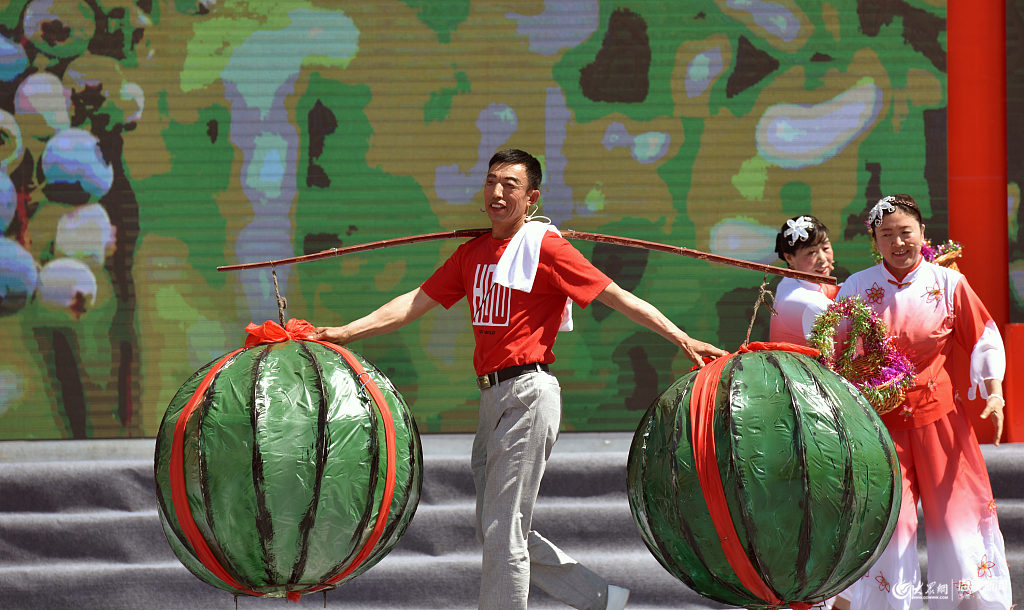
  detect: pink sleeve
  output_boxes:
[952,278,1006,397]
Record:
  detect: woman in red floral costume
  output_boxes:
[839,194,1009,610]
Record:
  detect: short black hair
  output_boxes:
[488,149,542,193]
[775,215,830,262]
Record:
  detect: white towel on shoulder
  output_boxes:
[493,221,574,331]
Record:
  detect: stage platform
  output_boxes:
[0,432,632,463]
[1,433,1021,609]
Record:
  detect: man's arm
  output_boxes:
[594,282,728,367]
[312,287,440,346]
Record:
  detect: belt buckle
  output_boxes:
[476,374,492,390]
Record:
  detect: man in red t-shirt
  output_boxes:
[313,149,726,610]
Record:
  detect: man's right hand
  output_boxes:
[678,335,728,368]
[309,287,441,347]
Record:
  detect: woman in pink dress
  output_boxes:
[769,215,840,346]
[764,215,848,610]
[840,194,1009,610]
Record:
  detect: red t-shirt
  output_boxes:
[420,232,612,376]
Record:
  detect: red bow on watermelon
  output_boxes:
[244,318,317,345]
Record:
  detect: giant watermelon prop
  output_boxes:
[627,343,900,609]
[154,319,422,600]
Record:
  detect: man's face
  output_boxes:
[483,162,539,235]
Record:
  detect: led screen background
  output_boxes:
[0,0,1013,440]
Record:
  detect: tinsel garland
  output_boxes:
[808,296,916,412]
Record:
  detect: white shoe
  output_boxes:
[606,585,630,610]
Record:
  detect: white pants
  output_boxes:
[472,371,610,610]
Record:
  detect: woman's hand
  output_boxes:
[980,392,1005,446]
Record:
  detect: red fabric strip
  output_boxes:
[690,351,782,606]
[821,283,841,301]
[741,341,819,359]
[691,343,822,609]
[169,347,262,596]
[689,342,818,372]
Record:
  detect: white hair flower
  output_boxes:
[783,216,814,246]
[868,196,897,227]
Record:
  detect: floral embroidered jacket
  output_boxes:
[836,260,1005,431]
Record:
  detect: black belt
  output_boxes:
[477,363,549,390]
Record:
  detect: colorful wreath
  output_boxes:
[808,296,916,415]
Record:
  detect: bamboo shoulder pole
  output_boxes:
[217,227,836,285]
[216,229,490,272]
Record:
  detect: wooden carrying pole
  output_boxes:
[217,227,836,285]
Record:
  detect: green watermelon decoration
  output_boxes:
[627,342,900,609]
[154,319,422,600]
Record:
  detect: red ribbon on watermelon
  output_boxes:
[169,319,398,602]
[168,345,257,596]
[690,342,818,610]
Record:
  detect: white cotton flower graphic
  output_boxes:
[37,258,97,319]
[56,203,116,265]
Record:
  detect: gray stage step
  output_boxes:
[0,435,1020,610]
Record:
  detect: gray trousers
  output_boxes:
[471,370,610,610]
